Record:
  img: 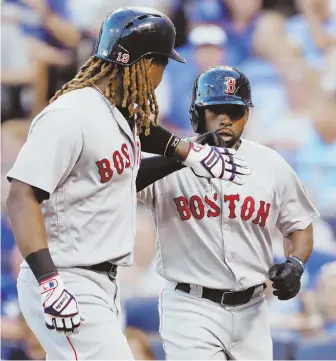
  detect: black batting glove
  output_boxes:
[268,256,304,300]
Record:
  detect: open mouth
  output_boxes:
[217,129,233,137]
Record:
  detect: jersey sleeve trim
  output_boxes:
[281,211,320,238]
[7,174,54,195]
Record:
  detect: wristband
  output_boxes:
[287,255,305,273]
[25,248,58,283]
[139,123,180,157]
[164,134,181,158]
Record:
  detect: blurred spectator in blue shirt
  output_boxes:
[222,0,262,65]
[287,0,336,70]
[18,0,80,49]
[187,0,229,24]
[1,246,24,360]
[293,94,336,216]
[241,11,300,141]
[247,61,316,151]
[12,0,81,111]
[159,25,228,136]
[187,0,262,65]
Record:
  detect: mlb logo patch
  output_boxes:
[41,279,57,292]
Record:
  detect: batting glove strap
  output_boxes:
[182,142,251,185]
[39,274,81,335]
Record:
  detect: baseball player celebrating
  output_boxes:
[5,8,251,360]
[138,66,320,360]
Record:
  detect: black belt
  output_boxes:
[78,262,118,279]
[175,283,266,306]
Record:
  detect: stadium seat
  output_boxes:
[273,340,291,360]
[272,330,300,360]
[150,338,165,360]
[324,217,336,234]
[124,297,160,332]
[294,337,336,360]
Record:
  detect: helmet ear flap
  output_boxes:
[190,74,206,134]
[190,105,205,134]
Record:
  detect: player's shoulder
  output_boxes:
[31,88,109,127]
[48,87,104,111]
[241,138,288,163]
[242,138,295,180]
[241,138,273,153]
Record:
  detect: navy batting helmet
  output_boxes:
[94,6,186,66]
[189,66,254,133]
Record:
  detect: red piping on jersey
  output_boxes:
[67,336,78,360]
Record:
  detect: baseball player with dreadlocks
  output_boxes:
[5,8,251,360]
[137,66,319,360]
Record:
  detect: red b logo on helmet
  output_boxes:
[224,77,236,94]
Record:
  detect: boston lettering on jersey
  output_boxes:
[96,141,141,183]
[173,193,271,227]
[95,143,131,183]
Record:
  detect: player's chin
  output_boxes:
[219,134,236,148]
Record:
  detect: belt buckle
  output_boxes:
[221,290,234,305]
[108,265,117,279]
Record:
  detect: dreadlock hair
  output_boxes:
[50,55,163,135]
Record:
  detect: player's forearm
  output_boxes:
[6,180,57,280]
[44,13,81,48]
[7,180,48,257]
[139,123,191,160]
[287,224,314,263]
[136,156,185,192]
[1,69,34,85]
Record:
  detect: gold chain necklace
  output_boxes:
[90,82,105,97]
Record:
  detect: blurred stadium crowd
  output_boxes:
[1,0,336,359]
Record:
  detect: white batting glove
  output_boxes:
[39,274,82,335]
[182,142,250,185]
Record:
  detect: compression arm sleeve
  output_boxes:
[136,156,185,192]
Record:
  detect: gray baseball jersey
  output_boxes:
[139,138,320,291]
[7,87,141,268]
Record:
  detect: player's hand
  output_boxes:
[39,274,82,335]
[268,257,304,300]
[182,142,250,185]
